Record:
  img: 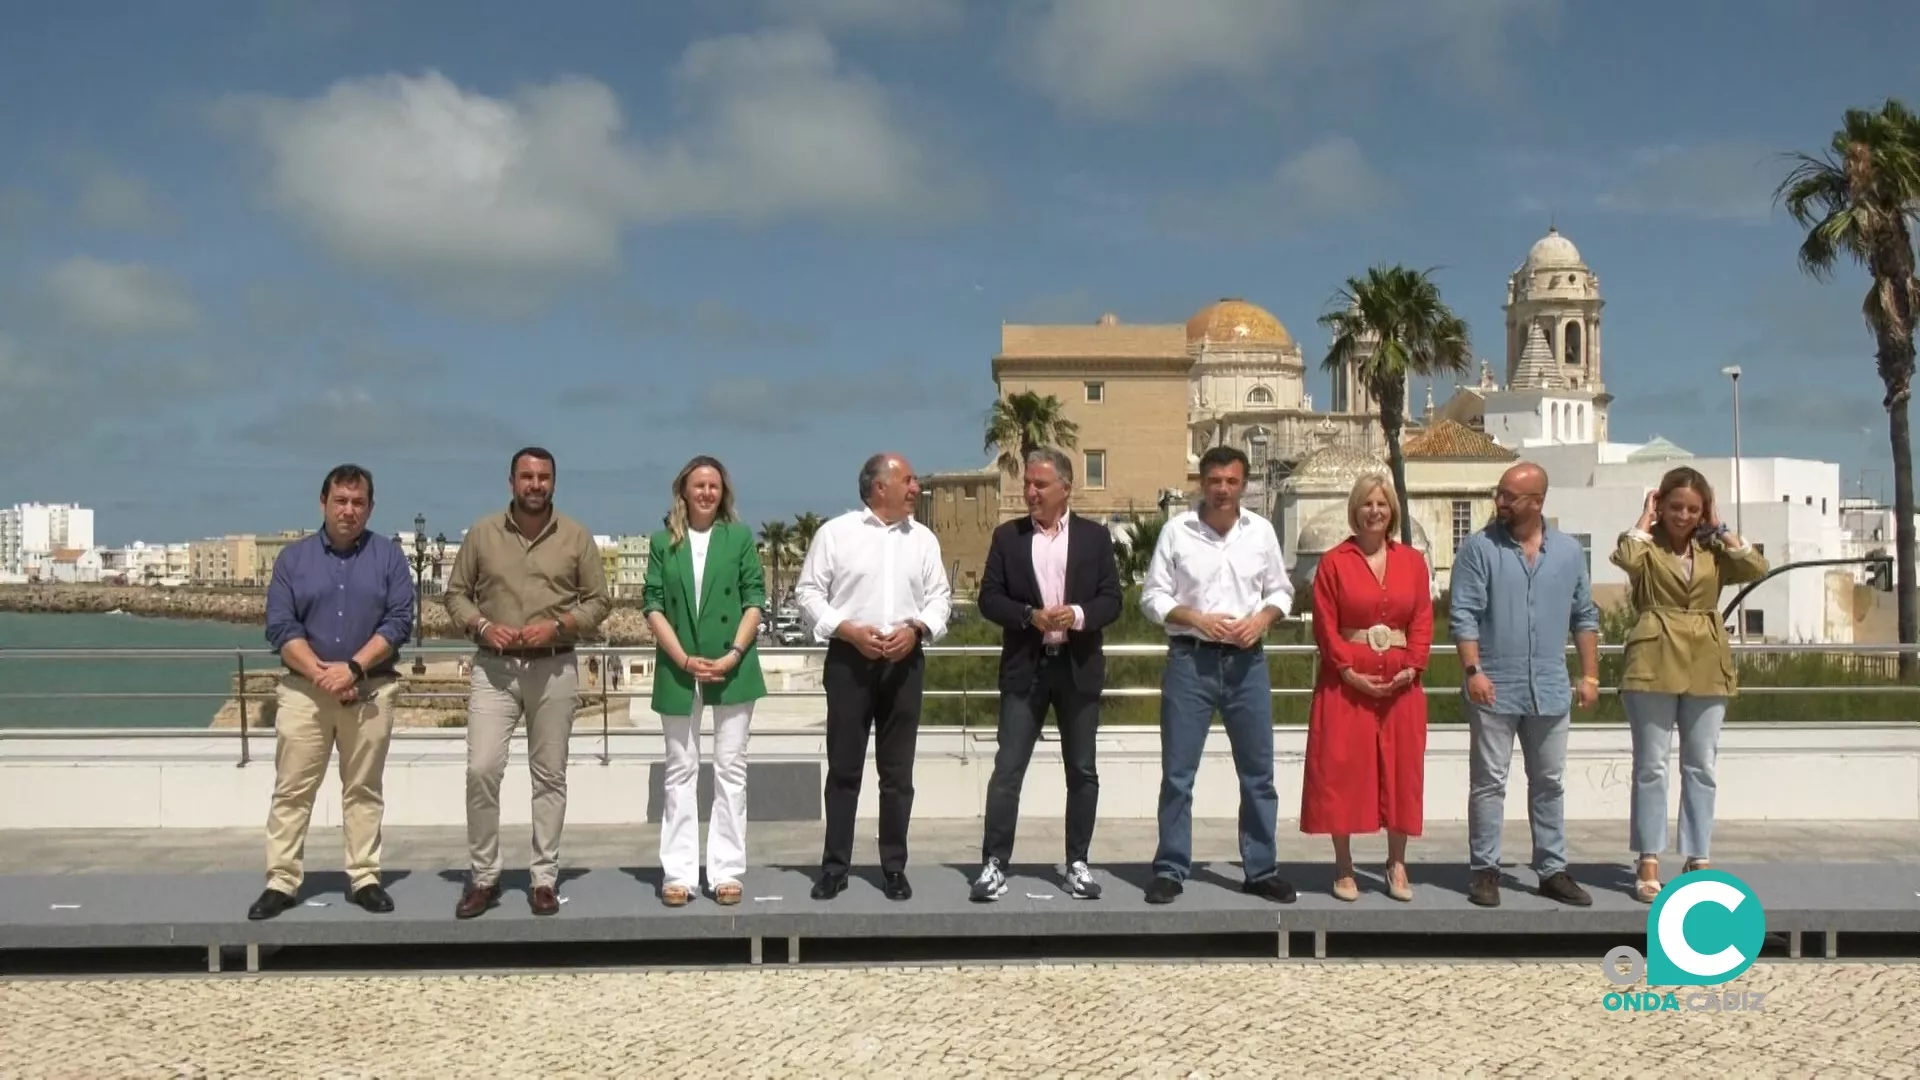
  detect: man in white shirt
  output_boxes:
[1139,445,1297,905]
[794,452,952,902]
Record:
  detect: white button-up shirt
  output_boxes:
[794,508,952,643]
[1140,507,1293,641]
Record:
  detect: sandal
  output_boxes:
[1683,857,1710,874]
[1384,862,1413,903]
[1634,856,1662,904]
[662,883,692,907]
[1332,864,1360,902]
[713,881,742,907]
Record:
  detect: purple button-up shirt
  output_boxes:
[265,528,415,675]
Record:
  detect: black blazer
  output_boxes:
[977,513,1124,694]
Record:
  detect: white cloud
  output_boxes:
[1513,140,1778,223]
[1009,0,1556,118]
[76,166,158,230]
[1270,137,1392,217]
[45,257,199,336]
[763,0,962,33]
[216,29,939,284]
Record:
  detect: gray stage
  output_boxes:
[3,861,1917,971]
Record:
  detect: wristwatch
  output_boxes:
[1463,664,1480,678]
[726,644,746,661]
[1023,605,1037,627]
[346,659,365,683]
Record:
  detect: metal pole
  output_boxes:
[600,650,610,766]
[1728,368,1745,643]
[236,651,250,767]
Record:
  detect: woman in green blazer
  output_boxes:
[641,455,767,907]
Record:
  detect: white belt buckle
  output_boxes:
[1365,624,1394,653]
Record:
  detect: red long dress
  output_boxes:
[1300,537,1433,837]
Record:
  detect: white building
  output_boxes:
[614,534,650,599]
[0,503,94,579]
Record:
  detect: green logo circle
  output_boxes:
[1645,869,1766,987]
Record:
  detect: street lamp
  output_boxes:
[404,513,448,675]
[1722,365,1745,642]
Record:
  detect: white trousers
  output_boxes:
[659,701,754,889]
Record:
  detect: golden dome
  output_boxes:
[1186,298,1294,349]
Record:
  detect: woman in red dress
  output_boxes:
[1302,473,1432,902]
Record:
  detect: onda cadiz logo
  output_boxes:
[1602,870,1768,1012]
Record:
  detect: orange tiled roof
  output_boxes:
[1401,419,1516,461]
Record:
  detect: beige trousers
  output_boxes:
[266,674,398,895]
[465,650,579,889]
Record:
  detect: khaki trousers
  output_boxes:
[465,650,579,889]
[265,674,398,895]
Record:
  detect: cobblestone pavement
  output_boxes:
[2,961,1917,1077]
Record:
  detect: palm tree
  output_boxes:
[1114,516,1164,588]
[791,511,823,553]
[1776,98,1920,675]
[984,390,1079,477]
[759,520,794,620]
[1318,265,1473,545]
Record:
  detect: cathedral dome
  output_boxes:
[1283,442,1388,494]
[1294,502,1430,557]
[1524,226,1584,270]
[1186,298,1294,350]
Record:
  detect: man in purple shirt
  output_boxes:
[249,464,414,921]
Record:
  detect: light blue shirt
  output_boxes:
[1448,522,1600,717]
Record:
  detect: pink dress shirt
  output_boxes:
[1031,515,1086,645]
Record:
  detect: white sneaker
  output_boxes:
[1067,860,1102,900]
[969,858,1008,902]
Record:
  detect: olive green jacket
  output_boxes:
[641,523,767,715]
[1610,529,1769,697]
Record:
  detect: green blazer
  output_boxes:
[641,522,768,715]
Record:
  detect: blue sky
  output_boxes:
[1,0,1915,545]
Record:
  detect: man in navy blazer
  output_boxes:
[970,447,1123,901]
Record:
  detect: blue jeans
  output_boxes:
[1622,691,1726,859]
[1153,639,1279,883]
[1466,704,1569,877]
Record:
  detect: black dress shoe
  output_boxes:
[247,888,297,921]
[350,883,394,914]
[883,871,912,901]
[811,872,848,900]
[1538,872,1593,907]
[1468,868,1502,908]
[1243,875,1297,904]
[1144,877,1183,905]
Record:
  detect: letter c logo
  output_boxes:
[1646,869,1766,987]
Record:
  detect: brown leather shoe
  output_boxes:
[530,885,560,916]
[1538,872,1593,907]
[455,882,499,920]
[1468,868,1501,907]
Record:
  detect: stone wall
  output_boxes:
[209,670,636,730]
[0,584,656,645]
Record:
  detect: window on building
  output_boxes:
[1564,321,1583,366]
[1822,497,1829,514]
[1247,385,1274,406]
[1451,500,1473,550]
[1084,450,1106,489]
[1249,435,1269,471]
[1084,381,1104,403]
[1743,609,1765,636]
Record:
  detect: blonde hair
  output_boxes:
[1346,472,1401,538]
[665,455,739,547]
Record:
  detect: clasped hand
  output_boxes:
[1342,666,1414,699]
[1031,605,1075,634]
[839,622,919,661]
[312,661,359,704]
[683,651,740,684]
[1190,611,1268,649]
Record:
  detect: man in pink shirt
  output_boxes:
[971,448,1124,900]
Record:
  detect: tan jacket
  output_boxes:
[443,506,611,640]
[1610,529,1768,697]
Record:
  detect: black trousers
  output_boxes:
[820,640,924,875]
[980,649,1101,867]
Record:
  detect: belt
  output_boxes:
[1041,642,1067,657]
[1343,625,1408,652]
[1176,637,1256,652]
[484,645,574,658]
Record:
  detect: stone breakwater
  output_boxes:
[0,584,655,646]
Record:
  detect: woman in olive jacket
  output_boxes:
[1611,466,1767,903]
[641,456,767,906]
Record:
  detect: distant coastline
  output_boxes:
[0,584,655,645]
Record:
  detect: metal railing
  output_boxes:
[2,639,1918,767]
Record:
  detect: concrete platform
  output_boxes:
[3,861,1916,970]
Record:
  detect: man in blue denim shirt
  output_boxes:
[250,464,414,922]
[1449,463,1600,908]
